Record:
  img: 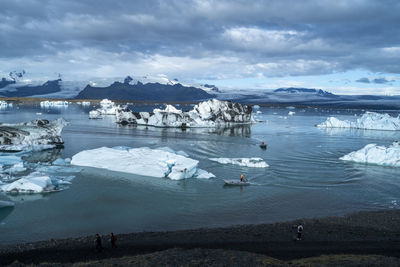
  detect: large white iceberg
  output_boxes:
[116,99,253,127]
[89,99,117,119]
[209,157,269,168]
[317,112,400,131]
[71,146,215,180]
[340,142,400,167]
[0,173,56,193]
[0,118,68,152]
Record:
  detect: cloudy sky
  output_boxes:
[1,0,399,94]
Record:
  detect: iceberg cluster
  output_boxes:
[116,99,253,127]
[317,112,400,131]
[209,157,269,168]
[71,146,215,180]
[89,99,117,119]
[0,157,81,196]
[340,142,400,167]
[0,118,68,152]
[40,100,69,108]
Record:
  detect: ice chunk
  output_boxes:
[0,101,13,108]
[153,104,182,114]
[40,101,69,108]
[0,118,68,152]
[317,112,400,131]
[116,99,253,128]
[3,162,26,174]
[0,156,23,165]
[88,99,117,119]
[288,111,295,116]
[0,173,56,193]
[340,142,400,167]
[71,146,214,180]
[209,157,269,168]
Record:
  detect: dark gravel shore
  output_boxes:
[1,209,400,266]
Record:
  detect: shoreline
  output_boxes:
[1,209,399,265]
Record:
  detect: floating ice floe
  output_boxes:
[0,101,13,108]
[71,146,215,180]
[0,172,56,193]
[116,99,253,128]
[288,111,295,116]
[0,157,80,196]
[0,118,68,152]
[253,105,260,109]
[77,101,91,106]
[209,157,269,168]
[340,141,400,167]
[89,99,117,119]
[317,112,400,131]
[40,101,69,108]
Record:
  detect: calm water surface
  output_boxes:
[0,103,399,245]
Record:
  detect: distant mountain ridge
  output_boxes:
[75,78,214,101]
[0,79,62,97]
[274,87,338,98]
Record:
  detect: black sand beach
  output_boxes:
[1,209,400,266]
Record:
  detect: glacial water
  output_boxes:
[0,103,399,245]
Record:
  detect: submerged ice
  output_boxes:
[209,157,269,168]
[340,142,400,167]
[317,112,400,131]
[116,99,253,127]
[71,146,215,180]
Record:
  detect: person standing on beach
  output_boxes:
[95,233,103,252]
[297,223,304,240]
[110,232,117,248]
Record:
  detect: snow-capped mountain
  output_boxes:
[75,76,215,101]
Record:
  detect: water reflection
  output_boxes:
[22,148,63,163]
[318,127,400,139]
[117,124,252,137]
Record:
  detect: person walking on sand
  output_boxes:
[110,232,117,248]
[95,233,103,252]
[297,223,304,240]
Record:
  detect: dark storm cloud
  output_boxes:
[0,0,399,77]
[372,78,391,84]
[356,77,393,84]
[356,78,370,83]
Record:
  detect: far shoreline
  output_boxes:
[1,208,399,265]
[1,96,400,110]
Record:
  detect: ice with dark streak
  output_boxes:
[116,99,253,127]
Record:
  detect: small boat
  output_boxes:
[223,179,250,186]
[259,143,267,149]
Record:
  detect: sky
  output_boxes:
[0,0,400,95]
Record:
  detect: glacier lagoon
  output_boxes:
[0,103,400,245]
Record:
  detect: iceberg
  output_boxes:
[0,101,13,108]
[340,142,400,167]
[88,99,117,119]
[209,157,269,168]
[116,99,253,128]
[317,112,400,131]
[0,173,56,193]
[40,100,69,108]
[71,146,215,180]
[0,118,68,152]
